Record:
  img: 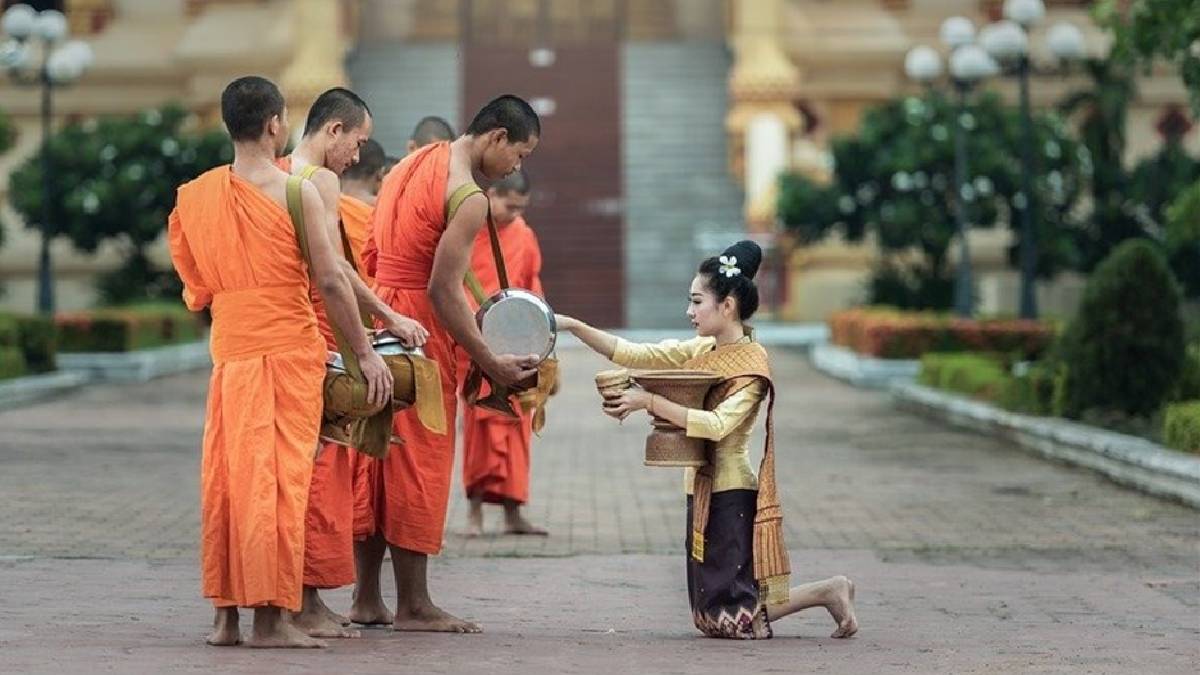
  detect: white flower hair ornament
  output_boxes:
[718,255,741,278]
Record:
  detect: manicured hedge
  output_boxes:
[829,307,1055,360]
[918,352,1063,416]
[55,304,203,353]
[1163,401,1200,454]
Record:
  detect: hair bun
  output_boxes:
[722,240,762,280]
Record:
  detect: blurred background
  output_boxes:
[0,0,1195,329]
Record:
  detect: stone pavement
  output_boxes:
[0,345,1196,673]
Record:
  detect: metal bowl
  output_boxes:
[475,288,556,363]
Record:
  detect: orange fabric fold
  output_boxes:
[303,444,357,589]
[459,215,544,503]
[168,166,325,612]
[363,142,458,555]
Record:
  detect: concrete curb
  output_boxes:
[892,382,1200,509]
[57,340,211,384]
[0,371,92,410]
[809,343,920,388]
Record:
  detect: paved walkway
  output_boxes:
[0,346,1196,673]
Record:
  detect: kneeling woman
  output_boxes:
[556,241,858,640]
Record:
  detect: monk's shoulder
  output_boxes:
[307,168,341,202]
[175,166,229,207]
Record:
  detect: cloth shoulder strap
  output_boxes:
[450,183,509,302]
[296,164,372,328]
[285,174,365,386]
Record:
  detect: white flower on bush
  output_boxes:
[160,138,179,157]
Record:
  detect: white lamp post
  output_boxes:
[904,18,998,317]
[2,4,93,315]
[981,0,1086,319]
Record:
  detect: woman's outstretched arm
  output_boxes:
[556,314,618,360]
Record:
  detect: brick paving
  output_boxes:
[0,344,1196,673]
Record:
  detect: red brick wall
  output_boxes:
[462,45,625,326]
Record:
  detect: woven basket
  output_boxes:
[595,368,632,401]
[631,369,721,467]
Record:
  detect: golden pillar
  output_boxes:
[279,0,351,136]
[725,0,803,233]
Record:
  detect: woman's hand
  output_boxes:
[604,389,652,421]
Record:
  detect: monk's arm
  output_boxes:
[166,208,212,311]
[428,194,496,369]
[301,181,373,358]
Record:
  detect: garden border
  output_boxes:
[892,382,1200,509]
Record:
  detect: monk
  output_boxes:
[459,169,548,537]
[280,88,428,640]
[343,138,386,203]
[349,116,455,627]
[406,115,456,154]
[354,96,541,633]
[168,75,392,649]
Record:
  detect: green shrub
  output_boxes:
[1058,240,1185,418]
[0,314,18,350]
[14,314,56,373]
[1001,362,1065,415]
[1162,401,1200,453]
[919,352,1010,400]
[1172,343,1200,402]
[0,346,26,380]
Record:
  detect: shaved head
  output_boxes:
[410,116,455,147]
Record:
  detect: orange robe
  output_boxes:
[360,141,459,555]
[168,166,326,611]
[276,156,374,589]
[458,216,544,505]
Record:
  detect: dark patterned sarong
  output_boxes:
[686,489,772,639]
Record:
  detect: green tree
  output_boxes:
[778,91,1087,309]
[1097,0,1200,116]
[7,104,231,304]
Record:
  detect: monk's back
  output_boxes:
[171,165,320,362]
[372,143,453,287]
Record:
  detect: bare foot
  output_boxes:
[826,576,859,639]
[349,597,394,626]
[504,517,548,536]
[248,615,328,649]
[466,502,484,537]
[205,607,241,646]
[292,608,361,639]
[393,604,482,633]
[308,590,351,627]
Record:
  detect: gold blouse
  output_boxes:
[612,336,765,494]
